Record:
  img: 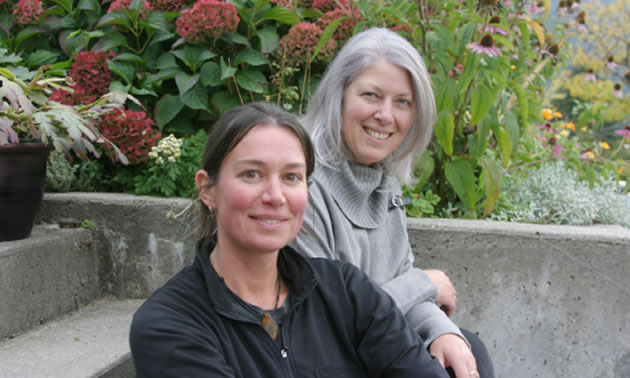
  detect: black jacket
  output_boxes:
[130,242,447,378]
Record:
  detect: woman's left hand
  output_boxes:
[424,269,457,317]
[429,333,478,378]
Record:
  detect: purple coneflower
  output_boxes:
[571,0,580,11]
[484,16,508,36]
[557,0,568,16]
[468,34,501,57]
[576,12,587,32]
[614,83,623,98]
[529,1,544,14]
[607,56,617,70]
[584,69,596,82]
[551,143,563,157]
[538,123,558,134]
[615,125,630,139]
[542,44,560,57]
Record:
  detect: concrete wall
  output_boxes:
[37,193,630,377]
[407,218,630,378]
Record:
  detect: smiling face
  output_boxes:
[202,124,308,255]
[341,58,414,166]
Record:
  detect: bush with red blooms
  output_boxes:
[149,0,182,12]
[12,0,43,24]
[175,0,239,44]
[318,6,360,44]
[108,0,154,18]
[312,0,348,12]
[278,22,336,65]
[98,108,161,165]
[50,51,115,106]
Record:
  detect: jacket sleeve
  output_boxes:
[381,244,467,348]
[129,301,235,378]
[341,263,449,378]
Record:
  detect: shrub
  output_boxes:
[12,0,43,24]
[175,0,239,44]
[98,108,161,165]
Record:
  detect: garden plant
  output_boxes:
[1,0,628,226]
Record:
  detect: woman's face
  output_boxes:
[204,124,308,255]
[341,58,414,165]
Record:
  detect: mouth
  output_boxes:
[251,216,286,225]
[364,127,391,140]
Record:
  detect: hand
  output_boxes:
[429,334,478,378]
[424,269,457,316]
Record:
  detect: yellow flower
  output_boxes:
[600,141,610,150]
[542,109,554,120]
[619,167,625,175]
[587,151,595,159]
[560,121,576,131]
[560,130,569,137]
[511,65,516,70]
[554,111,563,118]
[582,126,588,132]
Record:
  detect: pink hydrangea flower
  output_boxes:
[70,50,116,97]
[313,0,348,12]
[149,0,182,12]
[108,0,154,18]
[12,0,44,24]
[270,0,296,8]
[176,0,239,44]
[318,7,360,44]
[278,22,337,65]
[99,108,161,165]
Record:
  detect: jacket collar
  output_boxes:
[193,240,318,321]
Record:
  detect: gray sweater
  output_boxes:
[293,159,465,348]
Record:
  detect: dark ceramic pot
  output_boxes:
[0,143,49,242]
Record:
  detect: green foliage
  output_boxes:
[46,151,76,192]
[124,129,206,197]
[402,183,440,218]
[490,161,630,228]
[80,219,96,229]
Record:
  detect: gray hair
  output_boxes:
[302,27,436,184]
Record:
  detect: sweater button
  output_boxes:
[281,349,288,358]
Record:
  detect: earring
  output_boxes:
[208,206,214,214]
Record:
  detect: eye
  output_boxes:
[362,91,378,98]
[397,98,412,106]
[284,172,303,184]
[240,170,261,180]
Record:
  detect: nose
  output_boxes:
[261,177,286,206]
[374,99,393,125]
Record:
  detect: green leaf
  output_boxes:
[415,149,435,191]
[151,67,178,82]
[434,77,457,112]
[234,48,267,66]
[108,60,136,84]
[129,86,157,96]
[435,111,455,156]
[220,58,237,80]
[24,50,60,68]
[93,32,127,51]
[175,72,200,95]
[143,11,168,32]
[445,159,477,211]
[58,29,89,57]
[212,91,240,114]
[257,6,300,25]
[78,0,100,13]
[180,83,208,111]
[257,25,279,54]
[113,52,145,64]
[235,69,267,93]
[456,22,475,56]
[96,10,131,29]
[469,84,493,125]
[172,46,216,72]
[155,94,184,129]
[478,156,501,217]
[148,31,176,47]
[155,53,178,69]
[310,16,346,64]
[496,125,512,168]
[222,32,250,46]
[51,0,73,13]
[200,61,221,86]
[15,27,44,47]
[513,85,528,128]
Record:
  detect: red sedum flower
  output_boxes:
[176,0,239,44]
[12,0,43,24]
[99,108,161,165]
[279,22,337,65]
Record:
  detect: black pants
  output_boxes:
[445,328,495,378]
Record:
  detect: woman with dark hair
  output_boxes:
[295,28,494,378]
[129,102,447,378]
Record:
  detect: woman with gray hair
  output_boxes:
[295,28,494,378]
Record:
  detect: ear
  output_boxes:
[195,169,216,209]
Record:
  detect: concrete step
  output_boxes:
[0,298,143,378]
[0,225,102,340]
